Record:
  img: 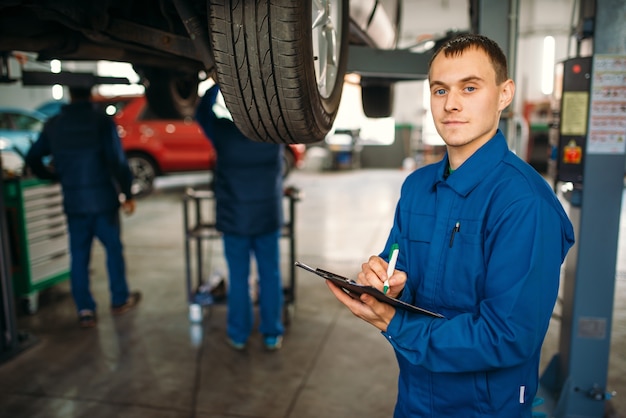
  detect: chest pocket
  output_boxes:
[438,219,485,313]
[404,213,435,305]
[405,214,435,242]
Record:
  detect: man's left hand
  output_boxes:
[326,281,396,332]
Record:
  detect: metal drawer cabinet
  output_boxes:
[4,178,70,314]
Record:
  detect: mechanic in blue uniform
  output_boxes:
[195,84,285,351]
[25,86,140,328]
[327,34,575,417]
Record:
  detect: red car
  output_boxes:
[113,95,304,196]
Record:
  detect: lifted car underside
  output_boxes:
[0,0,400,144]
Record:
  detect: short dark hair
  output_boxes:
[69,86,92,102]
[429,34,509,84]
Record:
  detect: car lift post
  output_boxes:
[0,157,20,361]
[0,154,37,363]
[536,1,625,416]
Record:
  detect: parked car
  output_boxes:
[0,107,46,154]
[0,107,47,176]
[116,95,305,195]
[37,96,305,196]
[0,0,401,144]
[109,95,214,196]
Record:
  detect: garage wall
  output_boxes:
[516,0,577,104]
[0,59,99,110]
[0,57,53,110]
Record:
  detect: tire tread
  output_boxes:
[208,0,347,144]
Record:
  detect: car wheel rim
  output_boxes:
[312,0,342,99]
[129,157,155,195]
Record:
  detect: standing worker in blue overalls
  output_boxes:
[326,34,575,416]
[195,83,285,351]
[25,85,140,329]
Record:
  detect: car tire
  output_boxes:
[138,66,200,119]
[127,152,159,197]
[207,0,349,145]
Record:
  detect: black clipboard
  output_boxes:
[295,261,444,318]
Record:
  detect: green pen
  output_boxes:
[383,243,399,294]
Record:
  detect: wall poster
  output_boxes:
[587,54,626,154]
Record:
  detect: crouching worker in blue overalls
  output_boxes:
[195,83,285,351]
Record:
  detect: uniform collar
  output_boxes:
[435,130,509,197]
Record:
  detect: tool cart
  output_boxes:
[3,178,70,314]
[182,185,301,324]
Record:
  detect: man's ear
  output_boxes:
[498,79,515,111]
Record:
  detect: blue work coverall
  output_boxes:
[380,131,575,417]
[25,101,134,313]
[195,85,285,343]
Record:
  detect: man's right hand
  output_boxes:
[358,255,407,298]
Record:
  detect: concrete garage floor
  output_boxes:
[0,168,624,418]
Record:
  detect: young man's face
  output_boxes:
[428,47,514,165]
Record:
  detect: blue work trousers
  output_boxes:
[222,230,284,343]
[66,211,130,313]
